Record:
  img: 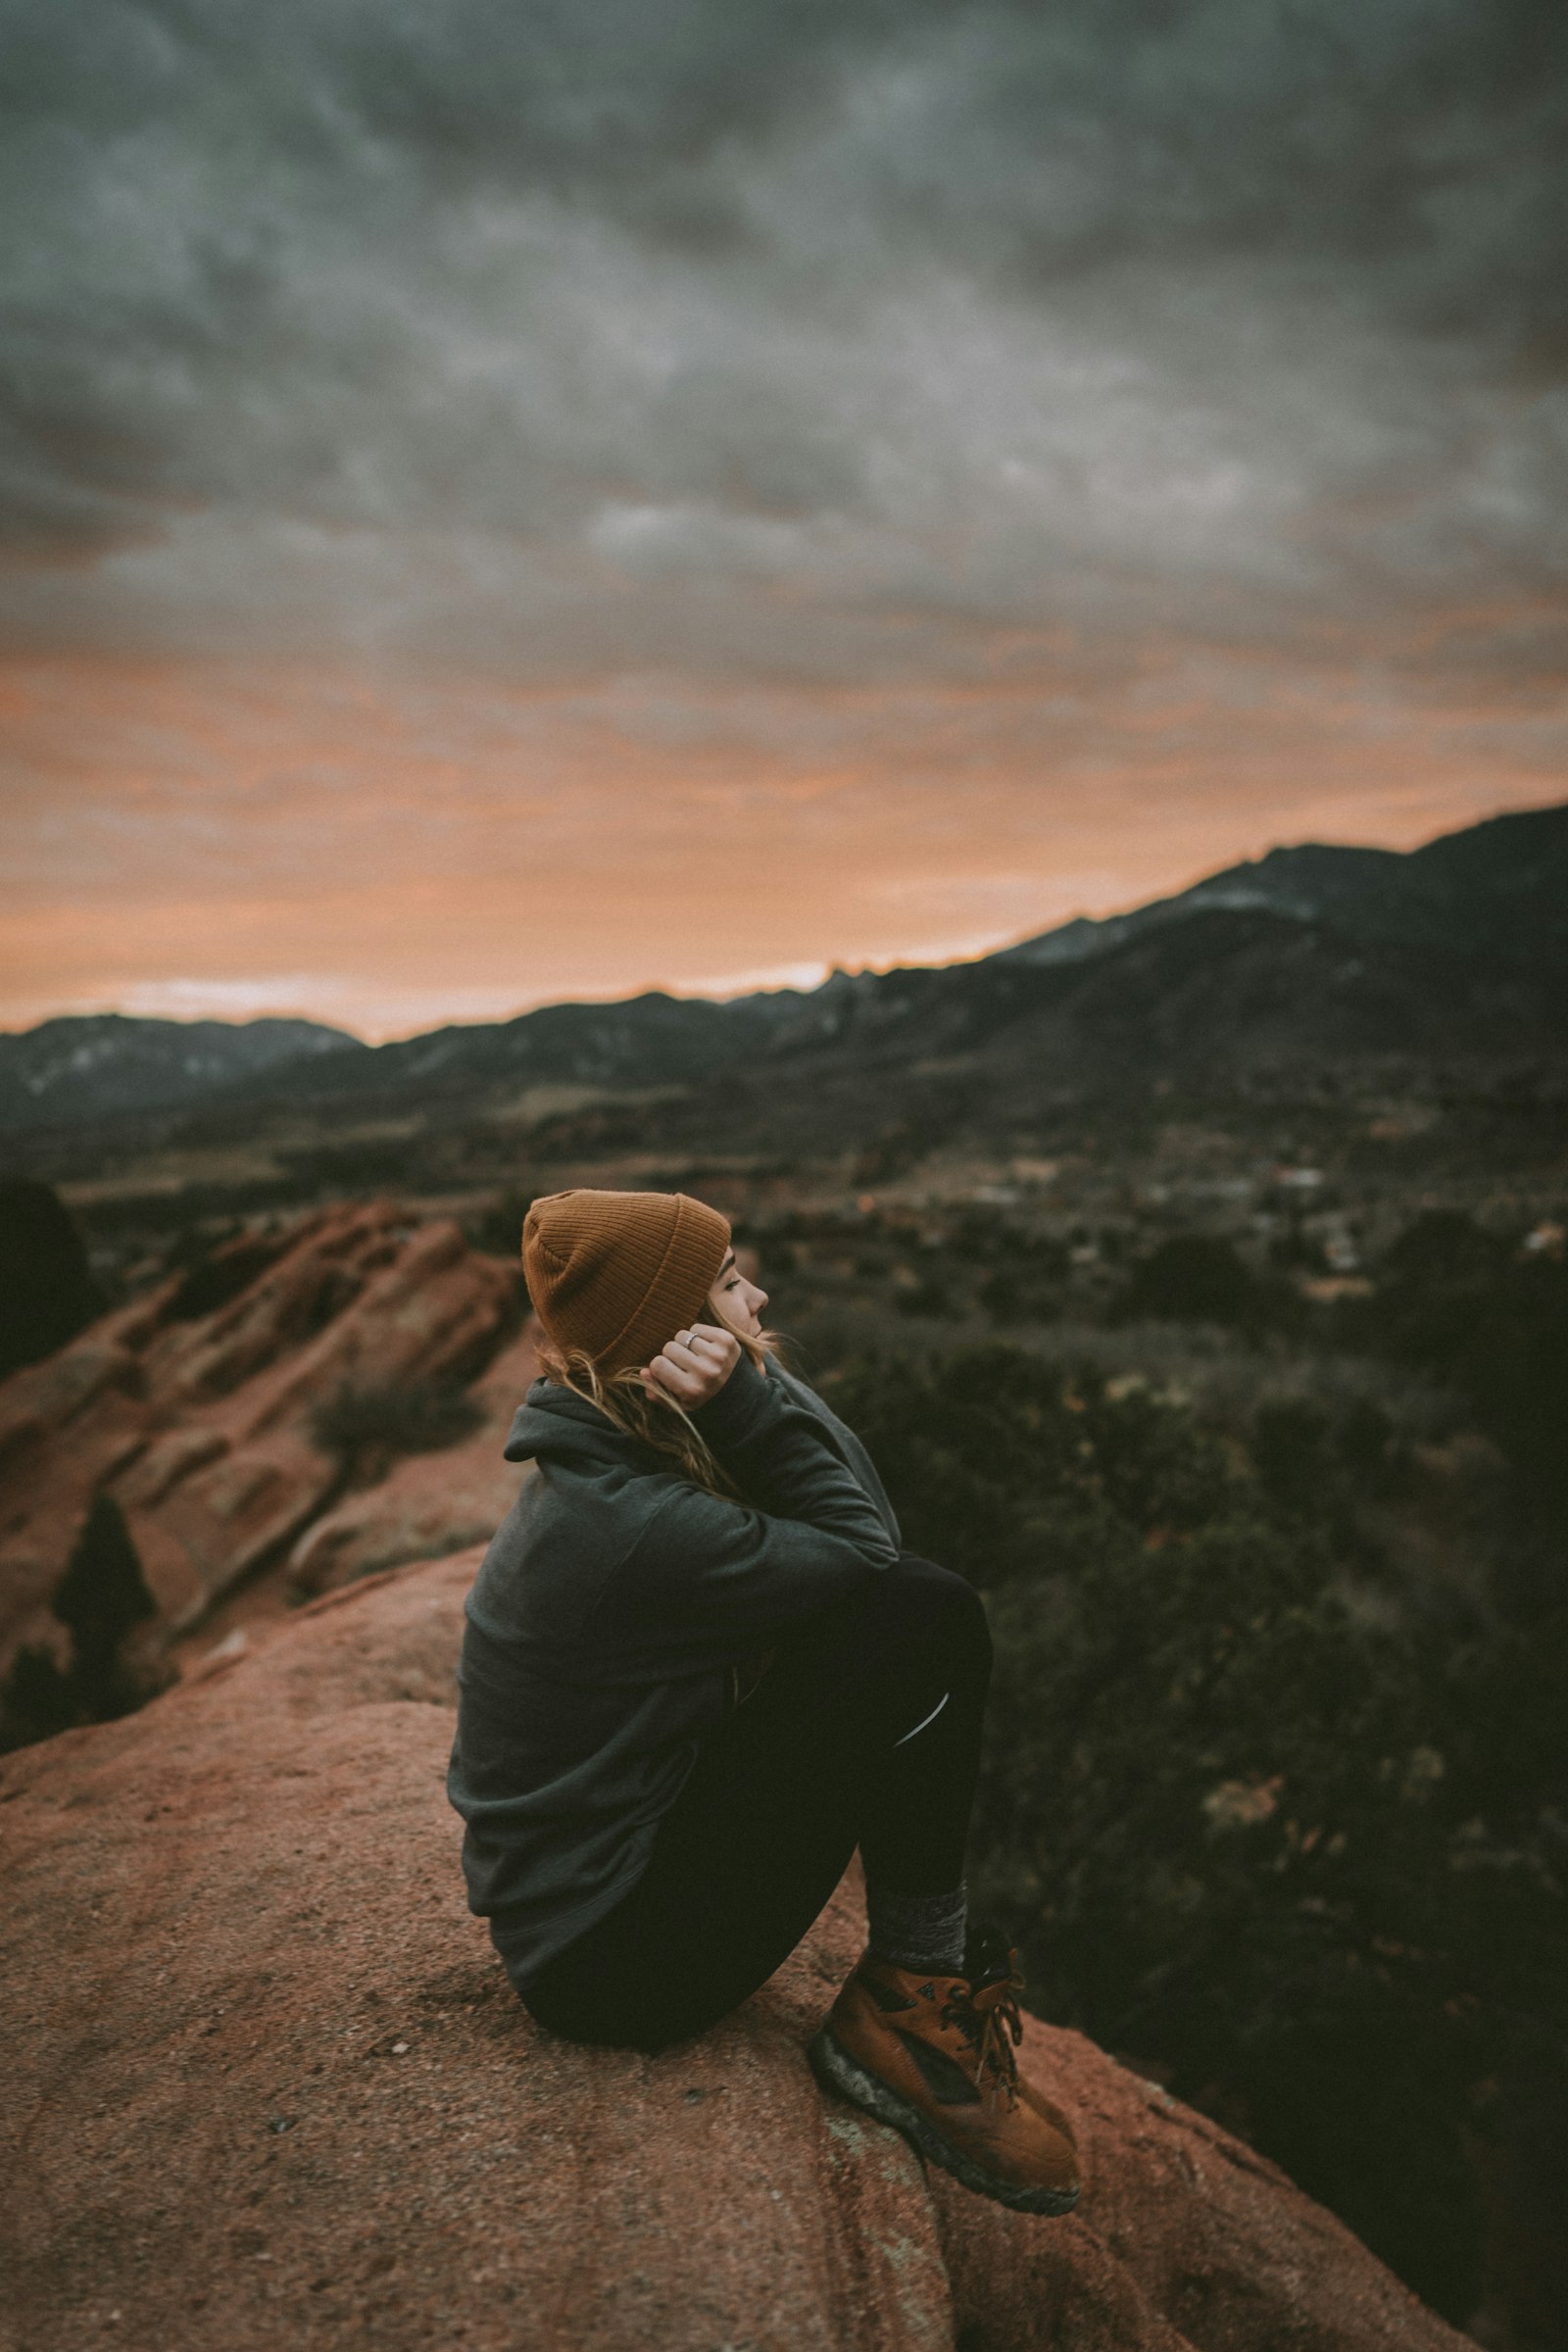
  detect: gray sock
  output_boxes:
[865,1881,968,1977]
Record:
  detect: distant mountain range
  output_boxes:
[0,1015,360,1133]
[995,800,1568,970]
[3,801,1564,1135]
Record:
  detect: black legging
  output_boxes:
[517,1552,993,2052]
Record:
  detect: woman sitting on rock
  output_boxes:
[447,1187,1080,2217]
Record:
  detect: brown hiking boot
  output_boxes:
[807,1937,1081,2216]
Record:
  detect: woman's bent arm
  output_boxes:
[604,1353,900,1668]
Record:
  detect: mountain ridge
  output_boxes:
[3,801,1563,1132]
[0,1012,363,1132]
[998,801,1568,968]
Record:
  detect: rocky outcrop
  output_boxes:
[0,1202,532,1682]
[0,1547,1470,2352]
[282,1318,538,1600]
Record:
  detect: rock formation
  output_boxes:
[0,1546,1471,2352]
[0,1201,534,1688]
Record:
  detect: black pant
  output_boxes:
[518,1552,993,2052]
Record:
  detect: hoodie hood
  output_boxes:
[503,1377,628,1468]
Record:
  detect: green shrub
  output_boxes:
[827,1340,1567,2324]
[163,1230,286,1322]
[974,1520,1484,2310]
[465,1190,535,1260]
[1348,1212,1568,1517]
[894,1276,952,1318]
[1117,1234,1261,1324]
[823,1345,1237,1589]
[0,1643,76,1752]
[309,1376,485,1473]
[0,1493,161,1753]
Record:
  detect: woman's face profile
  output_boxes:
[713,1247,768,1339]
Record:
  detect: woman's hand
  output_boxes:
[640,1321,741,1408]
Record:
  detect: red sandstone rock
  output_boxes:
[0,1548,1471,2352]
[285,1323,537,1599]
[0,1202,528,1680]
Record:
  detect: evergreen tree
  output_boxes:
[50,1493,157,1721]
[0,1643,76,1752]
[0,1177,106,1380]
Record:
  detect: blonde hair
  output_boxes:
[538,1288,780,1498]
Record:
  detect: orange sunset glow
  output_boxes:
[4,3,1565,1038]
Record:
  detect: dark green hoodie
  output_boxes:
[446,1352,902,1986]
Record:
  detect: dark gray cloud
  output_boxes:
[1,0,1565,697]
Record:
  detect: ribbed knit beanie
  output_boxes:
[522,1188,732,1377]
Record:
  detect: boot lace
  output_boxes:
[939,1953,1026,2108]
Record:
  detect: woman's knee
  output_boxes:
[880,1552,993,1678]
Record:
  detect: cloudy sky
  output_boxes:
[3,0,1565,1037]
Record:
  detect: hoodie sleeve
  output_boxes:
[598,1354,900,1669]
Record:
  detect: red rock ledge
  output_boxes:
[0,1546,1471,2352]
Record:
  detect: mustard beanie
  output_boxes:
[522,1188,732,1377]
